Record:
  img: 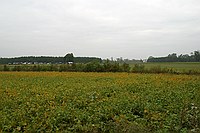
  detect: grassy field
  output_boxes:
[141,62,200,72]
[1,62,200,74]
[0,72,200,132]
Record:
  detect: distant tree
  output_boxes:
[110,62,121,72]
[194,50,200,62]
[121,63,130,72]
[64,53,74,64]
[74,57,102,64]
[116,57,123,64]
[0,56,103,64]
[132,64,145,73]
[3,65,9,71]
[167,53,178,62]
[147,51,200,62]
[103,59,112,72]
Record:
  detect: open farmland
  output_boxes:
[0,72,200,132]
[143,62,200,71]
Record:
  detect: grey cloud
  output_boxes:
[0,0,200,59]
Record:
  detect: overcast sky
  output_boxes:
[0,0,200,59]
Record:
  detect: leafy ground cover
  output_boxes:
[0,72,200,132]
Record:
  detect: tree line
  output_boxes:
[0,53,143,65]
[2,61,200,75]
[0,54,102,64]
[1,60,130,72]
[147,50,200,62]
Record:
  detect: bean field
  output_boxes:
[0,72,200,132]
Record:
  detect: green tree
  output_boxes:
[84,62,103,72]
[64,53,74,64]
[103,59,112,72]
[121,63,130,72]
[110,62,121,72]
[168,53,178,62]
[3,65,9,71]
[194,51,200,62]
[132,64,145,73]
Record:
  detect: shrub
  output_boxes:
[132,64,145,73]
